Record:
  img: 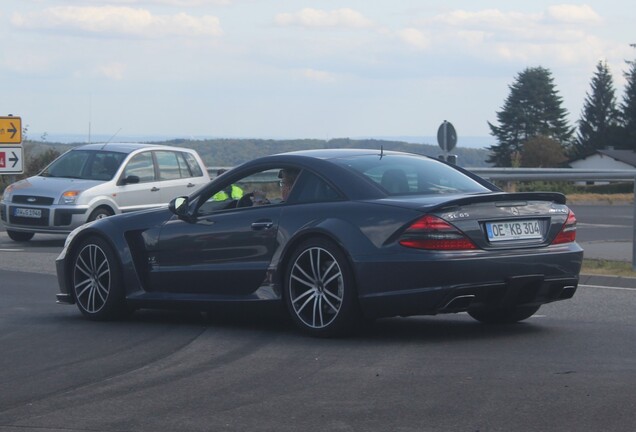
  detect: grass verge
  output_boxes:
[582,259,636,277]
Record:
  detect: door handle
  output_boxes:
[187,183,196,188]
[251,221,274,230]
[150,187,160,192]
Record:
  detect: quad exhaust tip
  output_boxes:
[442,294,475,311]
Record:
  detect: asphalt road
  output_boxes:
[0,204,635,431]
[569,203,633,262]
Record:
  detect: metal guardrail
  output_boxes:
[209,167,636,270]
[471,168,636,271]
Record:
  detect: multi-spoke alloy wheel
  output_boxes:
[72,236,124,320]
[285,238,358,337]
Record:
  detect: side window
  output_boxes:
[123,152,155,183]
[294,171,341,203]
[183,152,204,177]
[198,167,290,214]
[155,151,182,180]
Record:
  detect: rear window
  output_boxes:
[332,154,490,196]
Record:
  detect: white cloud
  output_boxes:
[275,8,373,29]
[398,5,608,66]
[397,28,430,50]
[300,68,337,83]
[11,6,222,38]
[50,0,231,5]
[96,63,126,80]
[546,4,602,24]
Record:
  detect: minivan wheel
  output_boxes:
[6,230,35,242]
[88,208,114,222]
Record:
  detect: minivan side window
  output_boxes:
[155,151,182,180]
[123,152,155,183]
[183,152,203,177]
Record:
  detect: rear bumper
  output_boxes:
[355,243,583,318]
[359,274,578,318]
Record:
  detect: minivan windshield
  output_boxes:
[332,154,492,196]
[40,150,127,181]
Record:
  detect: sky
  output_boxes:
[1,1,635,147]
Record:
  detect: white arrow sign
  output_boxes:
[0,146,23,174]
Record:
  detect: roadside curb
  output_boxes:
[579,273,636,289]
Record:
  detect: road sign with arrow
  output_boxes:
[0,116,22,144]
[0,147,23,174]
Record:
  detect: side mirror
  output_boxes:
[121,175,140,185]
[169,196,189,217]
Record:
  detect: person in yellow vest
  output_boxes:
[212,169,244,201]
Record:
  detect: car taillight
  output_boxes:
[552,210,577,244]
[399,215,477,250]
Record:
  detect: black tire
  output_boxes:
[468,305,540,324]
[71,236,126,320]
[6,230,34,242]
[88,207,114,222]
[284,238,359,337]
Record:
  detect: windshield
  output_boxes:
[41,150,127,181]
[332,154,491,196]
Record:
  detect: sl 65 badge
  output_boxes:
[444,212,470,220]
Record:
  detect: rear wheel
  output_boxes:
[71,236,126,320]
[468,305,540,324]
[284,238,359,337]
[6,230,35,242]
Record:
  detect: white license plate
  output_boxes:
[486,220,542,242]
[14,208,42,218]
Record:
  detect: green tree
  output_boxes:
[487,66,574,167]
[574,60,621,158]
[621,44,636,151]
[24,148,60,177]
[521,135,567,167]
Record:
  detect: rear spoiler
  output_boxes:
[427,192,566,212]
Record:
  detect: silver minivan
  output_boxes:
[0,143,210,241]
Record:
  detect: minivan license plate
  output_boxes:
[14,208,42,219]
[486,220,542,242]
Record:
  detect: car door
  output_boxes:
[147,204,282,296]
[154,150,202,203]
[114,151,163,211]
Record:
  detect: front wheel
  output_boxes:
[284,238,359,337]
[468,305,540,324]
[88,207,114,222]
[6,230,34,242]
[71,236,126,320]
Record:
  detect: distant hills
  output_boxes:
[23,137,493,168]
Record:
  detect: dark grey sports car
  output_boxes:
[55,149,582,336]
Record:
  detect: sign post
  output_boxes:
[436,120,458,164]
[0,115,24,175]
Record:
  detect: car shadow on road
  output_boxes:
[355,314,547,343]
[89,306,548,343]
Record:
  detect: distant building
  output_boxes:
[569,148,636,185]
[569,148,636,170]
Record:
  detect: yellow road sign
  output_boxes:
[0,116,22,144]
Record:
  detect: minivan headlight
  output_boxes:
[2,184,14,202]
[61,190,81,204]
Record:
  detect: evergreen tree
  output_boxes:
[574,61,621,158]
[487,66,574,167]
[621,44,636,151]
